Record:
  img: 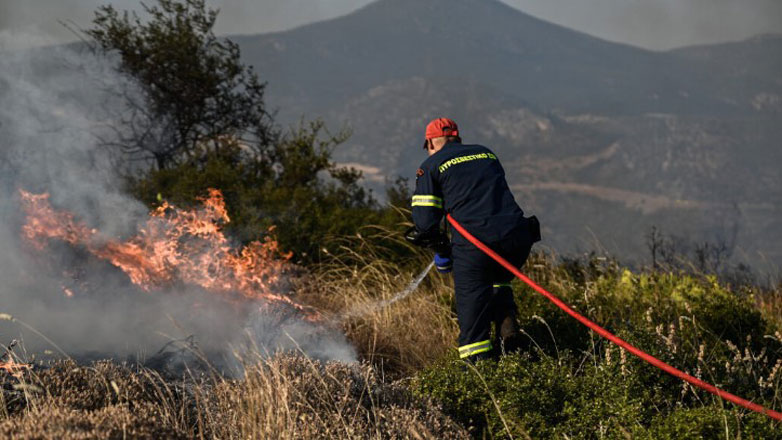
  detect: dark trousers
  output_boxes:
[451,232,531,359]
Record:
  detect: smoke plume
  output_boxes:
[0,33,356,370]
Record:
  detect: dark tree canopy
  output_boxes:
[87,0,275,170]
[84,0,413,261]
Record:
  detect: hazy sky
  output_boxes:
[1,0,781,51]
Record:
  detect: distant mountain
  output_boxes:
[234,0,780,117]
[231,0,782,269]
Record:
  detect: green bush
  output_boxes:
[414,352,781,439]
[413,256,782,439]
[648,407,781,440]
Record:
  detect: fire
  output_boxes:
[1,341,30,379]
[0,357,30,379]
[19,189,311,314]
[19,191,95,251]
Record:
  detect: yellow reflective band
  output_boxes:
[458,340,492,358]
[493,283,512,289]
[411,195,443,209]
[438,152,497,173]
[412,195,443,202]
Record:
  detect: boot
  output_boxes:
[490,285,522,355]
[495,313,523,355]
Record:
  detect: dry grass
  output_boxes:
[3,228,780,438]
[298,225,459,376]
[207,355,467,439]
[1,355,467,439]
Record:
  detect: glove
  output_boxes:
[404,226,427,246]
[405,226,448,249]
[434,253,453,273]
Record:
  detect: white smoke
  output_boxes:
[0,32,356,369]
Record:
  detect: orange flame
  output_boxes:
[0,358,30,379]
[19,189,311,315]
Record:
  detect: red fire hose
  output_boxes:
[446,214,782,421]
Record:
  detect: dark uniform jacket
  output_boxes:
[412,143,527,246]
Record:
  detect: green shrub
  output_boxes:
[648,406,781,439]
[414,352,781,439]
[413,256,782,439]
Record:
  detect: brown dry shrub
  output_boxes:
[34,360,161,410]
[1,360,194,438]
[0,401,186,439]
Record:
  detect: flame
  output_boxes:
[0,357,30,379]
[19,189,312,315]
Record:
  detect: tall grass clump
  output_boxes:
[298,223,459,376]
[206,354,467,439]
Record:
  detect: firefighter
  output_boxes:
[406,117,540,361]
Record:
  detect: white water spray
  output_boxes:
[339,261,435,321]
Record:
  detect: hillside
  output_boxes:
[670,33,782,113]
[231,0,782,269]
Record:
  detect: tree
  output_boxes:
[88,0,413,262]
[87,0,275,170]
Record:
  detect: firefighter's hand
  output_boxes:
[405,226,439,247]
[404,226,424,245]
[434,253,453,273]
[405,226,450,251]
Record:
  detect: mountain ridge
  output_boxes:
[227,0,781,267]
[233,0,726,117]
[233,0,782,120]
